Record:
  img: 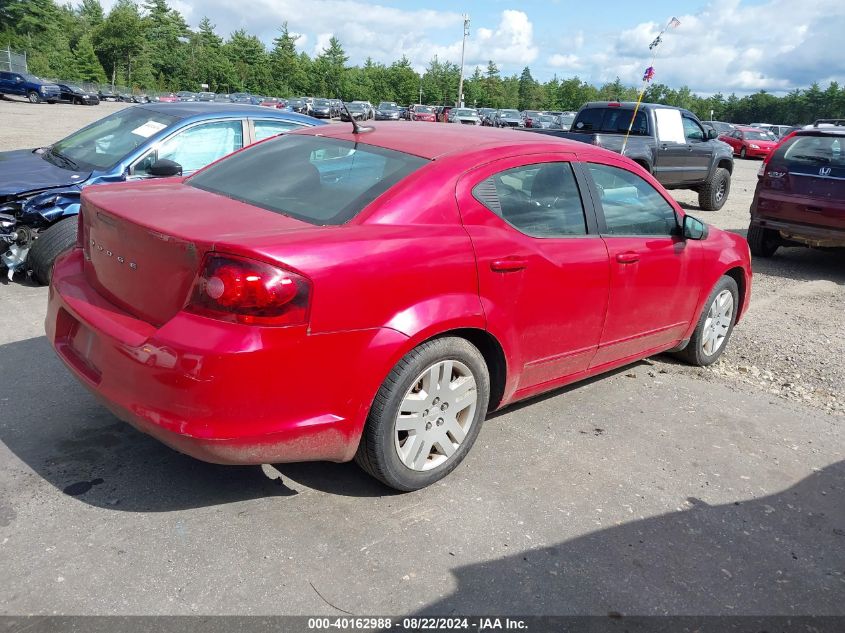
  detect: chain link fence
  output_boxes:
[0,46,28,73]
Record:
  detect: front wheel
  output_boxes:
[29,217,78,285]
[27,91,42,104]
[355,337,490,491]
[698,167,731,211]
[675,276,739,367]
[740,147,747,159]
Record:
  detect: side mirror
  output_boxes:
[683,215,708,240]
[707,128,719,140]
[148,159,182,178]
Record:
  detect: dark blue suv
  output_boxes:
[0,71,61,103]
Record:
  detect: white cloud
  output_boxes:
[548,53,581,70]
[580,0,845,93]
[312,32,333,57]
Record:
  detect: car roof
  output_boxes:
[301,121,584,160]
[795,128,845,137]
[135,102,317,125]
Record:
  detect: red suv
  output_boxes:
[748,128,845,256]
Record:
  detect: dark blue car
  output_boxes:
[0,102,323,283]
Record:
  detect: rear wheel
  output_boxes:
[675,276,738,367]
[698,167,730,211]
[29,217,78,285]
[27,91,41,104]
[747,223,779,257]
[355,337,490,491]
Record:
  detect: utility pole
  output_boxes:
[457,14,470,108]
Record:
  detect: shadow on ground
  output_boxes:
[0,336,390,512]
[413,460,845,615]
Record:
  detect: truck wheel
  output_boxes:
[355,336,490,491]
[29,218,78,285]
[747,223,779,257]
[698,167,730,211]
[27,91,42,104]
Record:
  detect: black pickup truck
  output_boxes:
[530,102,734,210]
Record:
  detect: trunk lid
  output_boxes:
[81,180,316,325]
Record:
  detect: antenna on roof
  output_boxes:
[326,73,373,134]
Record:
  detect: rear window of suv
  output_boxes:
[774,135,845,167]
[188,135,429,225]
[574,108,649,136]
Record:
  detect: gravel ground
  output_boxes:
[1,96,842,417]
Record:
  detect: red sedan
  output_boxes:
[411,105,437,122]
[719,126,779,159]
[46,123,752,491]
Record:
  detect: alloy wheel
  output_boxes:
[394,359,478,471]
[702,289,734,356]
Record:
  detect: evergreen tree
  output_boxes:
[73,32,107,83]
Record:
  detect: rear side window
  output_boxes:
[587,163,678,236]
[472,162,587,237]
[775,135,845,167]
[573,108,648,136]
[188,135,428,225]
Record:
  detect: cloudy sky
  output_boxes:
[90,0,844,94]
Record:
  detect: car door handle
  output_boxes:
[491,257,529,272]
[616,252,640,264]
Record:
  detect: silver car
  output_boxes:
[449,107,481,125]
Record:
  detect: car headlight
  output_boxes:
[749,144,760,149]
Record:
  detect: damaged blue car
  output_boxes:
[0,102,322,283]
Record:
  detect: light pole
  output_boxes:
[457,14,470,108]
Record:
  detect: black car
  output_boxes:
[97,89,119,101]
[288,98,311,115]
[56,84,99,105]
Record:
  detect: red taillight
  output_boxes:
[186,254,311,327]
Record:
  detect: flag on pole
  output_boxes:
[668,17,681,28]
[642,66,655,82]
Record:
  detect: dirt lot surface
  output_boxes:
[0,97,842,618]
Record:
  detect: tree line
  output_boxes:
[1,0,843,124]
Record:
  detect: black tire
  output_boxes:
[740,147,747,159]
[74,97,82,105]
[747,222,779,257]
[675,275,739,367]
[29,217,78,285]
[698,167,731,211]
[27,91,41,104]
[355,336,490,491]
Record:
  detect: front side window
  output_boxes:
[254,119,306,142]
[188,135,429,226]
[682,116,705,141]
[472,162,587,237]
[587,163,678,236]
[156,120,244,174]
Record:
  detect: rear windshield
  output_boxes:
[188,135,429,225]
[574,108,649,136]
[773,135,845,167]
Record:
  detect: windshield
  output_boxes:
[314,99,331,106]
[454,109,477,116]
[415,106,434,113]
[743,130,776,141]
[539,116,554,122]
[189,135,429,226]
[500,110,520,117]
[65,85,83,92]
[378,103,399,110]
[47,107,178,171]
[347,104,365,111]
